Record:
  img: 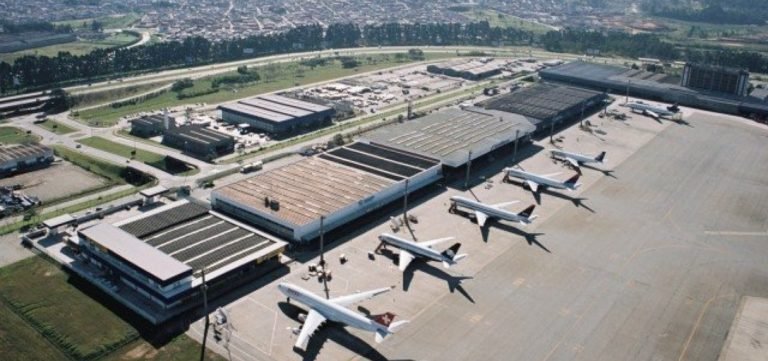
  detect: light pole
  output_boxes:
[199,268,209,361]
[402,179,409,229]
[464,150,472,190]
[512,129,520,162]
[319,215,325,268]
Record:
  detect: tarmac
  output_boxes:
[188,101,768,361]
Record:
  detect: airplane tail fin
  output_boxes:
[375,320,409,343]
[595,151,606,163]
[373,312,396,327]
[441,242,462,260]
[564,174,581,190]
[518,204,535,219]
[443,254,467,268]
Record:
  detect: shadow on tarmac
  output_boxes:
[375,248,475,303]
[277,302,391,361]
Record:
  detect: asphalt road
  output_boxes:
[377,111,768,361]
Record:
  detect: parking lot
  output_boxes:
[183,97,768,360]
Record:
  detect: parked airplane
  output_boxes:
[279,283,408,349]
[377,233,467,271]
[550,149,606,171]
[503,167,581,193]
[625,101,677,118]
[448,195,537,227]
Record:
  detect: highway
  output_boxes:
[65,45,624,96]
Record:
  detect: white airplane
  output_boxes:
[377,233,467,271]
[503,167,581,193]
[278,283,408,349]
[550,149,606,170]
[625,101,676,118]
[448,195,537,227]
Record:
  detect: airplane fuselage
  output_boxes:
[504,168,572,190]
[449,196,532,224]
[278,283,387,334]
[626,103,675,117]
[550,150,601,165]
[378,233,448,263]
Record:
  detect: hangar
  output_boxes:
[364,107,536,168]
[76,200,287,324]
[218,94,335,136]
[212,142,441,242]
[479,83,608,132]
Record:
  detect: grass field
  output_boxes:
[0,126,41,144]
[0,32,140,63]
[76,52,458,126]
[77,137,197,175]
[0,257,225,361]
[54,144,127,183]
[36,119,78,135]
[0,257,138,360]
[461,9,555,34]
[72,80,174,109]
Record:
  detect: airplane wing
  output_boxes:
[330,287,392,307]
[398,250,415,271]
[419,236,454,248]
[542,172,562,178]
[525,180,540,193]
[491,201,519,209]
[565,157,580,169]
[295,309,326,349]
[475,210,489,227]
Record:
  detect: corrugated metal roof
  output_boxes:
[80,223,192,282]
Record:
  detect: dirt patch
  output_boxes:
[122,343,158,360]
[0,161,108,202]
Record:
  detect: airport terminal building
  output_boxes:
[75,200,287,323]
[540,61,768,119]
[219,94,335,136]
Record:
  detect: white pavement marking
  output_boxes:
[703,230,768,237]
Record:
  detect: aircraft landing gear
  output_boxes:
[286,297,291,303]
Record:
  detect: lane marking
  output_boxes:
[704,230,768,237]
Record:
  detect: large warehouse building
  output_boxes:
[212,142,441,242]
[162,125,235,160]
[0,143,54,177]
[212,107,538,242]
[364,107,536,168]
[76,200,287,324]
[219,94,335,136]
[479,83,608,132]
[540,61,768,119]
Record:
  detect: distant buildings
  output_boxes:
[540,61,768,119]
